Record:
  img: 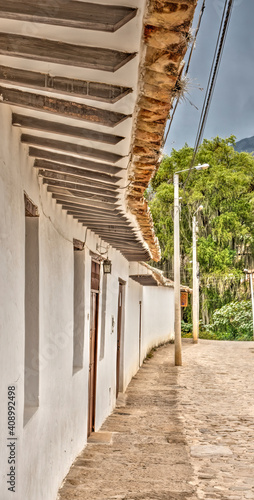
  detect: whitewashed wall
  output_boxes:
[123,279,142,392]
[0,104,175,500]
[141,286,175,360]
[0,103,130,500]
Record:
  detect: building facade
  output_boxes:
[0,1,197,498]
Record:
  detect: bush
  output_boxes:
[181,321,192,333]
[205,300,253,340]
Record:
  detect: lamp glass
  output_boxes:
[103,259,112,275]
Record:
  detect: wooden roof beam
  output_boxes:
[0,2,137,33]
[72,220,132,229]
[56,201,125,216]
[0,33,136,72]
[72,215,129,223]
[47,186,118,204]
[56,205,127,220]
[61,206,127,218]
[33,157,121,179]
[22,134,123,164]
[38,170,117,192]
[13,114,124,145]
[0,86,128,126]
[78,221,135,231]
[66,212,129,222]
[51,193,119,211]
[3,68,132,104]
[95,237,143,247]
[43,179,118,200]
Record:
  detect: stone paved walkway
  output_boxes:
[58,339,254,500]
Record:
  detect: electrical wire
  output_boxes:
[164,0,235,185]
[190,0,235,167]
[163,0,206,147]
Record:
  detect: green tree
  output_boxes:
[148,136,254,323]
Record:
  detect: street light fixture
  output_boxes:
[192,205,203,344]
[173,164,210,366]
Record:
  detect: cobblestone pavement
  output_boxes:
[58,339,254,500]
[179,339,254,500]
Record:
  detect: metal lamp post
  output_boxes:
[174,164,209,366]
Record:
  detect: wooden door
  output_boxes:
[116,283,123,398]
[88,261,100,437]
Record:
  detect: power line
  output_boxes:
[163,0,206,147]
[191,0,234,165]
[164,0,235,182]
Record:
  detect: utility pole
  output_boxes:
[174,173,182,366]
[192,215,198,343]
[249,273,254,340]
[244,269,254,340]
[192,206,203,344]
[173,164,209,366]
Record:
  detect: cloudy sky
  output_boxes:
[164,0,254,155]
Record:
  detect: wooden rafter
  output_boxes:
[13,115,124,145]
[56,199,125,216]
[0,2,137,32]
[47,186,118,204]
[33,154,122,176]
[0,33,136,72]
[51,194,119,211]
[34,160,121,185]
[22,135,123,164]
[43,179,119,200]
[2,68,132,104]
[65,209,128,219]
[38,170,117,192]
[0,86,128,126]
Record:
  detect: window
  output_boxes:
[24,194,39,425]
[99,273,108,360]
[73,240,85,373]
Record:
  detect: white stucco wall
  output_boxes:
[0,103,131,500]
[123,279,142,392]
[141,286,175,360]
[94,254,130,430]
[0,103,175,500]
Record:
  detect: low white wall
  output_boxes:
[141,286,175,360]
[123,279,142,392]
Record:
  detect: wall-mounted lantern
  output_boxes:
[103,258,112,275]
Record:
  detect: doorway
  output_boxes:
[139,300,142,367]
[116,283,123,398]
[87,260,100,437]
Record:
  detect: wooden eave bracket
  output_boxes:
[24,192,39,217]
[73,239,85,251]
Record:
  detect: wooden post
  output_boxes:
[250,273,254,340]
[174,173,182,366]
[192,215,198,343]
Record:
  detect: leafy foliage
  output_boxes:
[205,300,253,340]
[148,136,254,323]
[181,320,193,333]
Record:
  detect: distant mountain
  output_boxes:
[234,136,254,154]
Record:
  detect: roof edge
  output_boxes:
[127,0,198,262]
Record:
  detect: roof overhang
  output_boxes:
[0,0,197,261]
[129,261,192,290]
